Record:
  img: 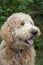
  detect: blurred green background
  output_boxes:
[0,0,43,65]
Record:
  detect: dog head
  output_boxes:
[0,13,41,49]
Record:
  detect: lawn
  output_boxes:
[36,50,43,65]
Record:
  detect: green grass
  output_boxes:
[35,50,43,65]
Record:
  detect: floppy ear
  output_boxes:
[0,21,14,46]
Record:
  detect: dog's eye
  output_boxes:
[30,22,33,24]
[21,22,24,26]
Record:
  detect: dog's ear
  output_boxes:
[0,21,14,46]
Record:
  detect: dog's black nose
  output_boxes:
[31,30,37,35]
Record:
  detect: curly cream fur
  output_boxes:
[0,12,41,65]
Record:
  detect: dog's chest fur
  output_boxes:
[0,47,35,65]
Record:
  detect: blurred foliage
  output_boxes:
[0,0,43,50]
[34,37,42,50]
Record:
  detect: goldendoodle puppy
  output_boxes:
[0,12,41,65]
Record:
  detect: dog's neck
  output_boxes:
[8,45,33,60]
[7,46,25,60]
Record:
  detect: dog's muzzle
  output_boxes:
[31,30,37,35]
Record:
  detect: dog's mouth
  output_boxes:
[20,37,34,45]
[25,39,33,45]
